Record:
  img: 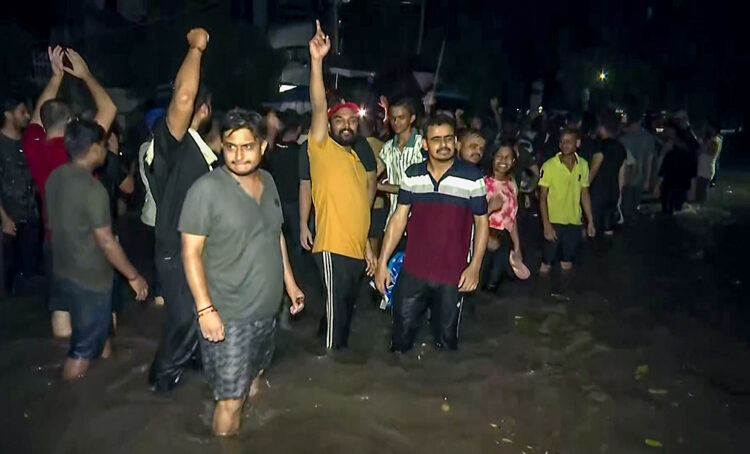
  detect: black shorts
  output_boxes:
[542,224,581,265]
[51,277,112,360]
[201,317,277,401]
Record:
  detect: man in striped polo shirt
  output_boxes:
[375,114,489,352]
[375,98,425,225]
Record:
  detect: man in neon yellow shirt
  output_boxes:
[538,128,596,274]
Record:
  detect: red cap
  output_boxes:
[328,102,360,119]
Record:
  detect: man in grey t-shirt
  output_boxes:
[46,119,148,380]
[179,109,304,437]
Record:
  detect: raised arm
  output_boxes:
[309,20,331,145]
[63,49,117,132]
[30,46,65,126]
[166,28,209,142]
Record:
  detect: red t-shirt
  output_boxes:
[22,123,69,237]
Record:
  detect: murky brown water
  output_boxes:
[2,172,749,454]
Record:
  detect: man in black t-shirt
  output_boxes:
[147,28,217,392]
[589,111,627,235]
[266,111,303,255]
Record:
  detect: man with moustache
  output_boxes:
[307,21,377,350]
[180,109,304,436]
[375,114,489,352]
[457,128,487,167]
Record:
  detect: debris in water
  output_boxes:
[635,364,649,380]
[644,438,663,448]
[648,388,668,395]
[514,315,524,320]
[489,423,499,429]
[23,412,28,419]
[441,403,451,413]
[501,438,513,444]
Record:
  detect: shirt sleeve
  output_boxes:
[468,171,488,216]
[87,182,112,230]
[580,162,590,188]
[538,161,551,187]
[178,178,212,236]
[353,136,376,172]
[298,141,310,181]
[397,168,415,205]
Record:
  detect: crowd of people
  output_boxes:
[0,21,725,436]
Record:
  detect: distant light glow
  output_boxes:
[358,108,368,118]
[599,70,608,81]
[279,84,296,93]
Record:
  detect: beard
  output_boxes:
[332,128,356,147]
[225,162,260,177]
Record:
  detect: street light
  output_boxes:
[599,70,608,82]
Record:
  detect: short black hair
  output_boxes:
[279,110,301,136]
[460,128,485,143]
[390,98,415,117]
[2,96,24,114]
[40,99,73,130]
[422,114,456,137]
[560,127,580,140]
[220,108,267,141]
[64,119,104,160]
[599,109,620,135]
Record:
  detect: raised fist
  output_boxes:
[187,28,210,52]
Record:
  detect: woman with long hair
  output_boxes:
[482,140,530,291]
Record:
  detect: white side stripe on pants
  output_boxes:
[323,252,334,349]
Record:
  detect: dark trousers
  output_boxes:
[2,218,40,294]
[281,201,301,256]
[591,192,617,233]
[661,185,687,215]
[481,229,512,290]
[149,253,201,391]
[314,251,365,350]
[391,270,463,352]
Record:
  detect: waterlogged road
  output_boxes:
[1,172,749,454]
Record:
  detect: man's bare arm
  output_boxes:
[182,233,213,312]
[30,46,64,126]
[469,214,489,269]
[309,20,331,145]
[92,226,139,280]
[167,29,209,142]
[589,153,604,184]
[581,187,594,226]
[378,204,410,264]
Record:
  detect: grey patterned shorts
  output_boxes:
[201,317,278,401]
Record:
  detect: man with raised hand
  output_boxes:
[147,28,218,392]
[23,46,117,338]
[307,21,377,350]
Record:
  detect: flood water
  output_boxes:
[2,172,749,454]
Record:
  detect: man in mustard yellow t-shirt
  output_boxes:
[538,128,596,274]
[307,21,377,349]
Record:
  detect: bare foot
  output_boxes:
[539,263,551,275]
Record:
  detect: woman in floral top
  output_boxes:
[481,140,529,291]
